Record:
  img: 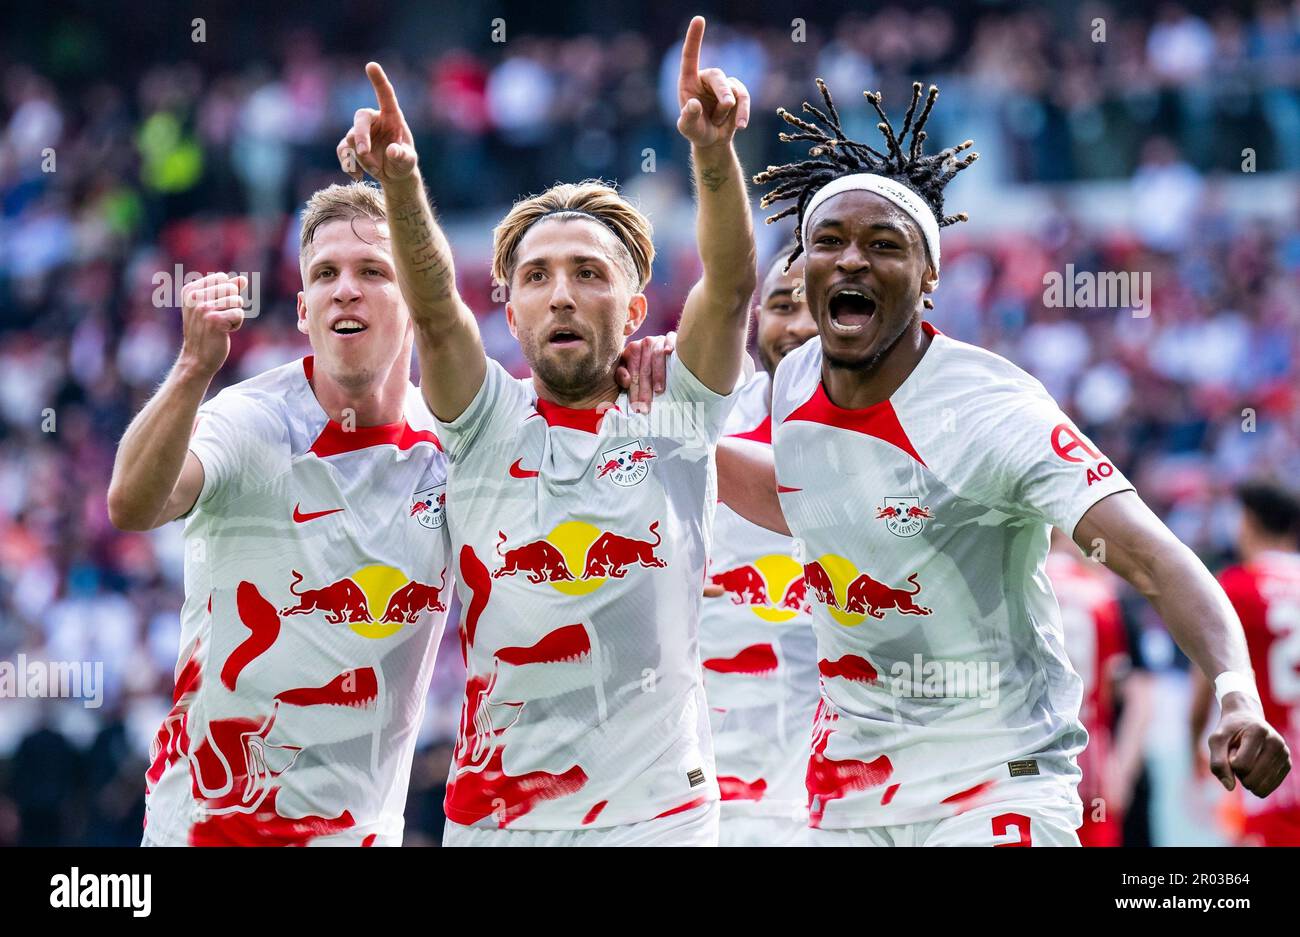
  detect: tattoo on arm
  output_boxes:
[392,198,452,296]
[699,167,726,193]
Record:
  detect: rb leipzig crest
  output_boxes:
[410,484,447,529]
[595,439,656,488]
[876,496,933,538]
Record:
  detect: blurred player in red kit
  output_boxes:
[1191,481,1300,846]
[1049,530,1153,847]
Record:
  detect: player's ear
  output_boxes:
[921,263,939,296]
[505,302,518,339]
[296,292,309,335]
[623,293,648,338]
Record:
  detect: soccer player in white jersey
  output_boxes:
[718,79,1291,846]
[701,244,821,846]
[335,16,753,846]
[107,183,453,845]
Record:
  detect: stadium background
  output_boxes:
[1,0,1297,845]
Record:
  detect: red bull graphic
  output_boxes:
[844,572,931,619]
[780,576,808,611]
[802,561,840,610]
[494,531,576,583]
[719,776,768,802]
[146,640,201,792]
[281,571,369,624]
[941,780,997,816]
[279,565,448,639]
[582,521,666,578]
[801,555,934,626]
[806,698,894,828]
[818,654,879,684]
[379,570,448,623]
[186,706,355,846]
[275,668,379,708]
[448,659,588,827]
[876,496,933,538]
[491,522,669,591]
[707,553,810,621]
[496,623,591,666]
[222,582,282,691]
[702,643,779,677]
[710,565,768,606]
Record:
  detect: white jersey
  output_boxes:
[700,371,820,821]
[434,355,735,830]
[145,356,451,846]
[771,323,1134,829]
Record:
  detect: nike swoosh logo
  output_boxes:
[777,485,801,493]
[509,458,540,479]
[293,504,345,523]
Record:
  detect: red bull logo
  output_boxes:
[708,553,811,621]
[876,496,933,538]
[492,521,668,595]
[494,532,575,583]
[280,565,449,638]
[801,556,933,626]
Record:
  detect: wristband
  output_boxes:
[1214,671,1261,707]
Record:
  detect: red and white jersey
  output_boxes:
[771,324,1135,828]
[700,371,821,820]
[434,355,735,830]
[1218,550,1300,816]
[145,356,451,846]
[1048,551,1127,816]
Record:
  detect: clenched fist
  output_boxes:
[1208,694,1292,798]
[179,272,247,377]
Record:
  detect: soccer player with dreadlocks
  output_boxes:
[718,79,1290,845]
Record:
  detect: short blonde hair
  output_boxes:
[492,180,654,292]
[300,182,387,257]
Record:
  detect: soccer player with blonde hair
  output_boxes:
[338,16,754,846]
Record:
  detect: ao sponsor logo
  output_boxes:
[1051,422,1117,487]
[50,868,151,918]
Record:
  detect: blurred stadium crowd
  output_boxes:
[1,1,1298,844]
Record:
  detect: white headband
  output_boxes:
[801,173,941,273]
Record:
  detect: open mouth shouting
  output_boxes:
[330,316,369,337]
[547,325,587,349]
[826,285,877,335]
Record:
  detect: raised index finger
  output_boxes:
[679,16,705,85]
[367,61,402,115]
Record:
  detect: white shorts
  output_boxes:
[719,813,811,847]
[810,797,1080,847]
[442,799,720,847]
